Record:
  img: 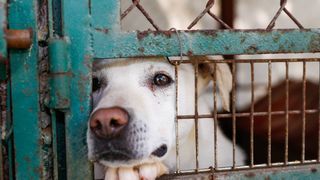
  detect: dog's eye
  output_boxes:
[92,77,102,92]
[153,73,172,86]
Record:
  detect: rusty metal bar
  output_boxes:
[267,0,287,30]
[220,0,234,29]
[160,163,320,179]
[169,58,320,64]
[283,8,304,29]
[212,63,218,169]
[5,29,33,49]
[267,61,272,166]
[232,62,237,168]
[302,61,306,163]
[174,64,180,172]
[318,61,320,163]
[120,0,139,20]
[250,62,254,167]
[285,62,289,165]
[188,0,214,29]
[177,109,319,120]
[134,0,160,30]
[194,61,199,171]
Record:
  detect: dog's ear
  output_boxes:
[190,56,232,111]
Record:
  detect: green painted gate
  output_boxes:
[0,0,320,179]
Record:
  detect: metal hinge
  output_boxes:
[48,38,70,110]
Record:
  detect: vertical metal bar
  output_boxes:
[267,61,272,166]
[174,64,180,173]
[6,83,14,180]
[220,0,234,29]
[285,62,289,165]
[302,61,306,163]
[213,63,218,169]
[194,62,199,171]
[250,62,254,167]
[0,122,3,180]
[51,111,58,180]
[63,0,94,179]
[318,61,320,162]
[232,62,237,169]
[0,0,7,60]
[8,0,42,179]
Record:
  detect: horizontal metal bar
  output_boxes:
[93,29,320,59]
[160,162,320,179]
[169,58,320,64]
[177,109,319,120]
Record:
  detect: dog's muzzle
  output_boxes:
[88,107,169,164]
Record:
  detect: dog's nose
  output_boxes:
[90,107,129,138]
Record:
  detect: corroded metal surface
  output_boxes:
[5,29,33,49]
[8,0,42,179]
[159,163,320,180]
[92,29,320,59]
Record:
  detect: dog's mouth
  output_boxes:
[98,151,133,161]
[94,144,168,164]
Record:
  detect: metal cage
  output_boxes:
[0,0,320,179]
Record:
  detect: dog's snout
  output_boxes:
[90,107,129,138]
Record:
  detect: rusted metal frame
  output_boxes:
[194,62,199,171]
[62,0,94,179]
[8,0,43,179]
[250,62,254,167]
[231,62,236,168]
[285,62,289,165]
[212,63,218,169]
[159,163,320,180]
[302,61,307,163]
[174,64,180,173]
[92,29,320,59]
[267,61,272,166]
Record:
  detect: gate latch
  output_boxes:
[48,38,70,110]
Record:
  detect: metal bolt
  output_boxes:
[5,29,33,49]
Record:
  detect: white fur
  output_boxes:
[88,57,245,179]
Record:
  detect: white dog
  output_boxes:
[87,56,245,179]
